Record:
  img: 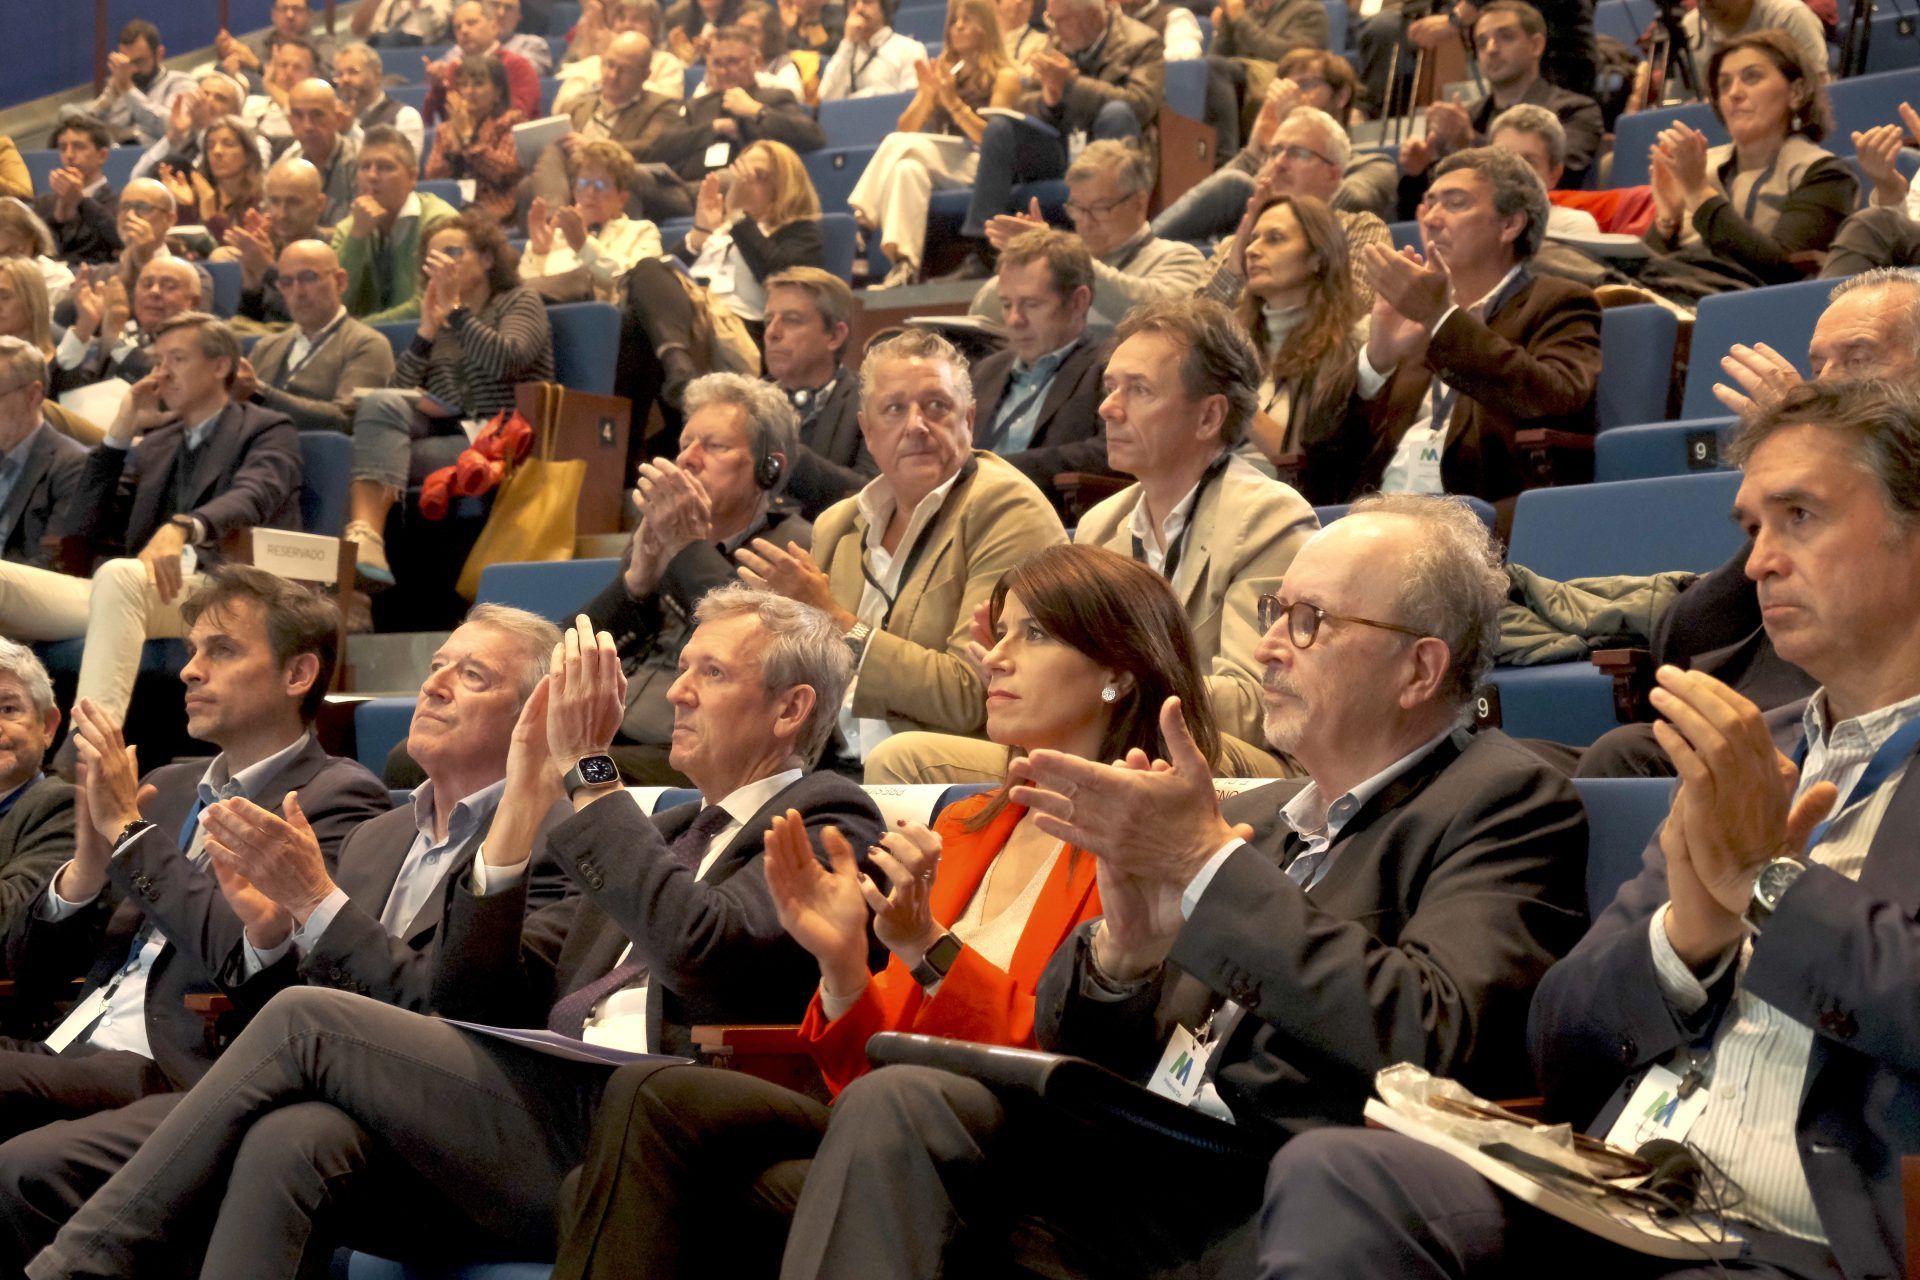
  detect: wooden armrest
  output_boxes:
[1904,1154,1920,1279]
[1514,429,1596,489]
[0,980,12,999]
[1494,1095,1549,1122]
[39,534,96,578]
[1052,471,1131,525]
[690,1024,823,1094]
[1590,647,1655,724]
[186,992,236,1059]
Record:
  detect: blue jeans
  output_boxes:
[1151,165,1256,244]
[962,101,1143,238]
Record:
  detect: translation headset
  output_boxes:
[754,434,785,491]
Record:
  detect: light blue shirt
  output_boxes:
[985,339,1079,455]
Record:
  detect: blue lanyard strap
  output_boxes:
[1790,714,1920,852]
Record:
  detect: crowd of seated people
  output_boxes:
[3,0,1920,1274]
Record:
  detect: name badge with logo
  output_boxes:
[1603,1061,1709,1150]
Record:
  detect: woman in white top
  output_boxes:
[996,0,1050,68]
[678,138,824,330]
[851,0,1022,289]
[520,139,664,302]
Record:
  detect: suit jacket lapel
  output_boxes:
[129,425,184,546]
[1028,341,1090,450]
[970,359,1016,448]
[182,404,245,508]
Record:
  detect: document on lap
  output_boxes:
[438,1019,695,1068]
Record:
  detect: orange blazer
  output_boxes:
[799,793,1102,1096]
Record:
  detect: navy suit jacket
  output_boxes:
[1,738,389,1088]
[0,425,88,569]
[430,770,883,1059]
[1529,707,1920,1280]
[54,400,303,568]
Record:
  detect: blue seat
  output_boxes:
[547,35,569,67]
[1387,218,1420,252]
[537,76,562,114]
[419,127,437,176]
[1594,416,1737,482]
[895,6,946,42]
[299,432,353,536]
[818,92,915,148]
[547,301,621,394]
[657,786,701,810]
[204,260,242,318]
[474,558,623,622]
[1596,305,1677,430]
[343,1255,552,1280]
[1678,277,1831,420]
[1591,0,1652,48]
[925,179,1068,243]
[1165,58,1205,120]
[1572,777,1672,916]
[353,697,417,777]
[390,46,456,84]
[1508,471,1745,579]
[25,147,141,191]
[1487,663,1621,746]
[1195,13,1213,52]
[684,63,705,96]
[416,178,465,209]
[1863,9,1920,73]
[1322,0,1348,53]
[819,212,858,281]
[21,149,58,192]
[389,82,431,112]
[804,145,878,214]
[1608,101,1723,189]
[374,321,414,362]
[547,1,581,35]
[1827,67,1920,151]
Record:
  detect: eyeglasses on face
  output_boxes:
[1064,192,1139,220]
[1275,143,1335,167]
[573,176,614,192]
[1256,594,1431,649]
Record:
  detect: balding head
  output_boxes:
[196,71,246,118]
[287,79,343,163]
[135,255,202,333]
[452,0,499,54]
[118,178,177,240]
[277,239,348,334]
[263,158,327,242]
[1812,269,1920,385]
[601,31,654,104]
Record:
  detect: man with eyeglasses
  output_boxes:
[54,254,205,396]
[971,140,1206,328]
[1395,0,1602,217]
[224,158,331,326]
[735,327,1065,772]
[529,32,680,211]
[628,25,825,222]
[236,240,398,433]
[1194,105,1391,306]
[1155,51,1397,242]
[791,492,1588,1278]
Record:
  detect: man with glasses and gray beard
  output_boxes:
[777,494,1589,1279]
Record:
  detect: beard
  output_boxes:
[1260,669,1306,755]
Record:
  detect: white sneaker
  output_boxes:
[871,259,920,291]
[345,519,393,589]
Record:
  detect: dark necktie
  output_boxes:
[171,438,205,514]
[543,805,735,1038]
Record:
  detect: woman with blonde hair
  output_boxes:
[0,201,76,310]
[854,0,1022,290]
[1225,192,1364,500]
[0,257,55,358]
[677,137,824,331]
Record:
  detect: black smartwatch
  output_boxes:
[909,932,963,988]
[562,754,621,798]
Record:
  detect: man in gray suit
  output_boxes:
[786,494,1589,1279]
[0,340,87,572]
[238,240,398,434]
[0,643,72,940]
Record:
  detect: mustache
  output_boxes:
[1261,669,1298,698]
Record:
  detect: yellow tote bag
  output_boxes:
[456,384,587,599]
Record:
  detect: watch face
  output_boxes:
[576,755,620,786]
[1757,859,1803,906]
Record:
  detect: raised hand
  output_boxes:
[862,821,946,957]
[527,195,555,253]
[207,846,295,949]
[546,614,627,776]
[347,193,388,237]
[156,164,198,215]
[554,204,589,252]
[1425,99,1472,151]
[630,458,714,575]
[230,355,259,403]
[1712,342,1803,416]
[1854,121,1910,207]
[225,209,276,286]
[1655,123,1711,202]
[1400,133,1434,178]
[735,538,851,627]
[762,813,872,998]
[693,172,727,232]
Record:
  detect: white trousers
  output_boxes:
[847,132,982,270]
[0,559,194,720]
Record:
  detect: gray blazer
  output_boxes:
[0,774,75,937]
[0,425,88,570]
[250,316,399,434]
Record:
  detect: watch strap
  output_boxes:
[908,931,962,988]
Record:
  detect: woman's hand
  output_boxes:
[1648,144,1684,235]
[1855,122,1911,208]
[762,813,872,1000]
[445,90,473,143]
[1656,123,1711,205]
[862,822,944,960]
[189,170,217,212]
[156,164,197,214]
[692,172,728,235]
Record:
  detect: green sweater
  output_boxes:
[331,191,460,325]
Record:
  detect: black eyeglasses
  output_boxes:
[1257,594,1431,649]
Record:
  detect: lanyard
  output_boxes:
[1130,451,1230,587]
[859,459,976,625]
[1789,713,1920,851]
[274,313,346,387]
[981,377,1051,452]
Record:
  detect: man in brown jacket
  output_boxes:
[528,32,680,209]
[1333,145,1600,509]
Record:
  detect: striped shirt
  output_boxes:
[394,285,555,419]
[1646,689,1920,1241]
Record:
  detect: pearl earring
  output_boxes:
[1100,685,1119,704]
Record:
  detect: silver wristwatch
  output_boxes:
[1746,857,1806,934]
[845,620,874,664]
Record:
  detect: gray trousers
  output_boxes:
[26,986,612,1280]
[1151,165,1257,245]
[349,387,436,491]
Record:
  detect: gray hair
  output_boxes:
[691,583,854,763]
[1347,494,1507,708]
[1066,139,1153,199]
[1431,144,1550,260]
[1829,267,1920,370]
[682,372,801,499]
[460,603,563,703]
[337,40,383,75]
[1488,102,1567,171]
[0,336,47,396]
[858,328,974,413]
[0,639,54,718]
[1052,0,1105,14]
[1113,296,1261,449]
[1729,378,1920,528]
[1279,105,1353,169]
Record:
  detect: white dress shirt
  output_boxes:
[817,28,928,100]
[838,467,967,760]
[1643,690,1920,1243]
